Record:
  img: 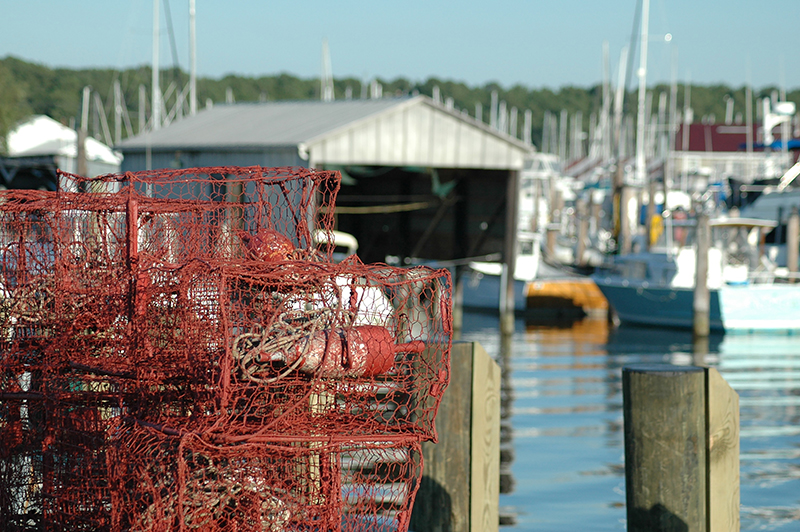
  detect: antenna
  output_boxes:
[321,38,334,102]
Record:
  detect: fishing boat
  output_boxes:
[592,215,800,333]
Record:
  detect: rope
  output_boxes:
[231,307,353,384]
[318,201,433,214]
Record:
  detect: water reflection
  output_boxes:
[498,332,516,526]
[459,312,800,531]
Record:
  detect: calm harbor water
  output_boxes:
[458,311,800,531]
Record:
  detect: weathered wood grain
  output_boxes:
[411,341,500,532]
[707,367,740,532]
[470,342,500,532]
[623,365,707,532]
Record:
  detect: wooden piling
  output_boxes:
[619,186,634,254]
[787,206,799,281]
[501,171,519,335]
[576,199,588,266]
[410,342,500,532]
[646,178,656,251]
[623,365,740,532]
[693,212,710,339]
[707,368,740,532]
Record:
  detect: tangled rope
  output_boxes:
[231,307,354,385]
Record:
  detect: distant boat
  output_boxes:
[461,153,607,318]
[593,216,800,333]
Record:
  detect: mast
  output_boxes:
[612,46,628,252]
[189,0,197,115]
[321,38,334,102]
[668,47,678,191]
[152,0,161,130]
[114,80,122,145]
[77,86,91,178]
[635,0,650,187]
[745,78,753,182]
[601,40,611,160]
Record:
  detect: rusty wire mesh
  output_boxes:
[0,166,452,531]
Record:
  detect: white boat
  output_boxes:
[462,153,606,316]
[738,185,800,268]
[592,215,800,333]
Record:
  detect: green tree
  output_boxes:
[0,60,31,153]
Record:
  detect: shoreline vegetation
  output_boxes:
[1,54,799,154]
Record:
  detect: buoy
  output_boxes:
[262,325,424,378]
[239,229,294,262]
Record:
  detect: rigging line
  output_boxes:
[163,0,181,71]
[624,0,642,112]
[318,201,434,214]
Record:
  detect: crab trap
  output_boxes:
[0,167,451,531]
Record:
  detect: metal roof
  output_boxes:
[116,98,416,151]
[116,95,534,170]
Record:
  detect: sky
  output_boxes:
[2,0,799,91]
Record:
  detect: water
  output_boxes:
[458,311,800,531]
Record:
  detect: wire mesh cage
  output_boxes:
[0,166,452,531]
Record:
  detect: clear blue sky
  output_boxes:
[3,0,798,90]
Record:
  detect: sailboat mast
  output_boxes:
[189,0,197,115]
[635,0,650,186]
[152,0,161,130]
[321,38,334,102]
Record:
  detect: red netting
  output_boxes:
[0,166,451,531]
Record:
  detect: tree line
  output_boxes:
[1,55,798,154]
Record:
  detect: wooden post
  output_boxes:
[775,206,784,247]
[546,223,559,257]
[76,128,88,178]
[531,178,540,233]
[576,199,588,266]
[624,365,706,531]
[693,212,710,339]
[619,186,633,254]
[707,368,740,532]
[452,266,464,338]
[591,193,602,243]
[623,365,740,532]
[501,171,519,335]
[411,342,500,532]
[787,206,799,281]
[646,178,657,251]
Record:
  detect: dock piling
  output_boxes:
[787,206,799,281]
[623,364,740,532]
[693,211,710,339]
[411,342,500,532]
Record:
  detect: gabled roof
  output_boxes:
[9,115,122,165]
[116,98,413,151]
[116,96,534,170]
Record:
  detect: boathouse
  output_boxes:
[115,96,534,274]
[0,115,122,190]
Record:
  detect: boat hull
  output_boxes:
[592,278,724,331]
[461,270,527,312]
[719,284,800,333]
[461,270,606,318]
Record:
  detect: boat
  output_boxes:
[461,153,607,318]
[592,215,800,333]
[312,228,359,262]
